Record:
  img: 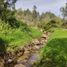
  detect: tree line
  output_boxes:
[0,0,67,30]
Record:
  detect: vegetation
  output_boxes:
[0,0,67,67]
[60,3,67,19]
[0,0,42,51]
[0,19,42,51]
[0,0,17,21]
[36,29,67,67]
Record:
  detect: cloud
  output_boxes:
[16,0,67,16]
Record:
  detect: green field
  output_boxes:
[36,29,67,67]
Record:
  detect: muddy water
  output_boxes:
[25,46,45,67]
[8,45,43,67]
[15,45,43,67]
[16,49,41,67]
[25,54,39,67]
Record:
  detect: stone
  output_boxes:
[0,57,4,67]
[14,64,26,67]
[32,39,40,45]
[34,45,40,49]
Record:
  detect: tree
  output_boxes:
[32,5,40,26]
[32,5,37,19]
[0,0,17,21]
[60,3,67,19]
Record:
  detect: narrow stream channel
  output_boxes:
[0,32,49,67]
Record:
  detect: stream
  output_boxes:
[0,32,49,67]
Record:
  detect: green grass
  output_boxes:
[36,29,67,67]
[0,19,42,51]
[49,28,67,41]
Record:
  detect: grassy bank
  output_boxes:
[0,19,42,51]
[36,29,67,67]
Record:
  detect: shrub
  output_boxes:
[36,29,67,67]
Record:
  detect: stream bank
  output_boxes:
[0,32,50,67]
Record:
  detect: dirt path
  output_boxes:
[0,32,50,67]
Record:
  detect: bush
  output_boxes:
[36,29,67,67]
[37,38,67,67]
[0,19,42,51]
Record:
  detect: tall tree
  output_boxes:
[0,0,17,21]
[60,3,67,19]
[32,5,37,19]
[32,5,40,26]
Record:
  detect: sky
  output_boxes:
[16,0,67,16]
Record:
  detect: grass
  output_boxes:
[0,19,42,51]
[36,28,67,67]
[49,28,67,41]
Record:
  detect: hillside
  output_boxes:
[0,1,67,67]
[0,19,42,52]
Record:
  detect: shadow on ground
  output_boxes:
[0,38,8,58]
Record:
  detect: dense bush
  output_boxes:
[36,29,67,67]
[0,19,42,51]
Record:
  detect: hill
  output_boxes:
[0,19,42,52]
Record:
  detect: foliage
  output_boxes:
[0,0,17,20]
[15,8,63,30]
[15,6,40,26]
[0,1,66,56]
[36,29,67,67]
[0,19,42,51]
[0,0,19,28]
[60,3,67,19]
[38,12,62,32]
